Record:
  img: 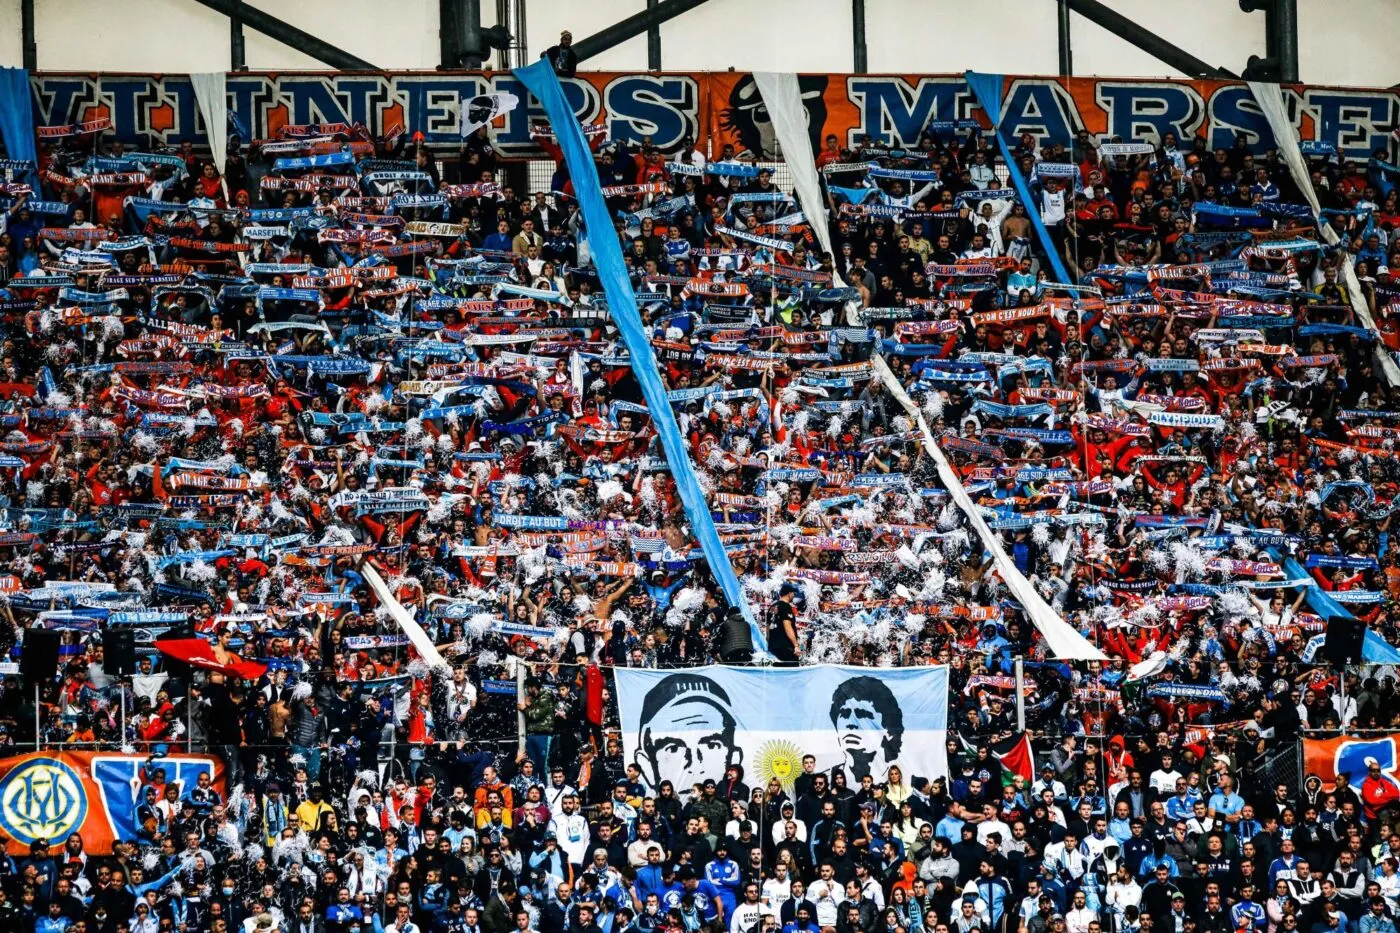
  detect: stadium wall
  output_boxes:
[0,0,1396,88]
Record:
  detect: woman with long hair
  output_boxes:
[763,778,792,835]
[891,799,928,851]
[885,765,911,807]
[194,162,230,207]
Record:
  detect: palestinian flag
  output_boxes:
[964,733,1036,784]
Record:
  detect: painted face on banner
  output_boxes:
[461,91,520,140]
[619,667,942,804]
[829,676,904,785]
[719,74,830,160]
[836,699,886,751]
[634,674,741,801]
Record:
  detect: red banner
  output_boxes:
[0,750,225,854]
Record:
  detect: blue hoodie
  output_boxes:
[704,858,741,916]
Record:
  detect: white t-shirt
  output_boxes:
[978,817,1012,846]
[807,879,841,926]
[1067,905,1099,933]
[761,877,792,914]
[1082,832,1114,861]
[1149,769,1183,796]
[730,902,763,933]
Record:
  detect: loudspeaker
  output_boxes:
[105,629,137,676]
[20,629,62,688]
[1322,615,1365,666]
[720,610,754,664]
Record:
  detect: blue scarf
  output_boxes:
[272,151,354,171]
[1299,323,1375,341]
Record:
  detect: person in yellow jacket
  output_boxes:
[296,784,335,834]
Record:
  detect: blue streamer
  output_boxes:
[963,71,1072,285]
[513,60,763,652]
[0,68,37,167]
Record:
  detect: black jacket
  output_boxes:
[541,45,578,77]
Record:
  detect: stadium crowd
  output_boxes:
[0,57,1398,933]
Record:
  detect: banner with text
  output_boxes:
[21,71,1399,159]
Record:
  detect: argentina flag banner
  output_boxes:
[614,664,948,802]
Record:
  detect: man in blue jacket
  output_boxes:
[633,850,678,907]
[704,842,742,919]
[669,868,725,928]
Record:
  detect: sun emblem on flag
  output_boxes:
[755,739,804,791]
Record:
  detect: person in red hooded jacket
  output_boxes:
[1359,757,1400,822]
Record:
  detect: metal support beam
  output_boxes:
[190,0,378,70]
[512,0,529,70]
[440,0,467,68]
[229,0,247,71]
[461,0,484,68]
[1057,0,1073,76]
[1241,0,1299,83]
[440,0,459,67]
[21,0,36,71]
[1063,0,1235,78]
[646,0,661,71]
[572,0,711,63]
[1014,657,1026,732]
[439,0,456,67]
[1275,0,1299,83]
[494,0,529,69]
[495,0,512,68]
[852,0,867,74]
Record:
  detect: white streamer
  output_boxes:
[1247,80,1400,387]
[362,563,449,670]
[189,72,228,178]
[872,356,1106,660]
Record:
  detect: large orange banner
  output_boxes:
[25,71,1399,161]
[1304,734,1400,790]
[0,750,225,854]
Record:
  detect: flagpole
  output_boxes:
[516,659,527,759]
[1014,656,1026,733]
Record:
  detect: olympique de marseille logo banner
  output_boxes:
[0,751,224,853]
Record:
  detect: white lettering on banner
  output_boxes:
[404,222,467,238]
[845,76,977,150]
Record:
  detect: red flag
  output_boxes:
[585,663,604,726]
[155,637,268,681]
